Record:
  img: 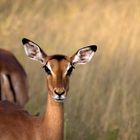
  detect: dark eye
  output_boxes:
[66,66,75,76]
[43,66,51,75]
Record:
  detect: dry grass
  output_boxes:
[0,0,140,139]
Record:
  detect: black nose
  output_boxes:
[54,89,65,96]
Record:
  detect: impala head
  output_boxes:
[22,38,97,102]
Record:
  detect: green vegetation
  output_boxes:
[0,0,140,139]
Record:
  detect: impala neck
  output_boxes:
[43,90,64,140]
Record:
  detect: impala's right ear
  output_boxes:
[22,38,47,65]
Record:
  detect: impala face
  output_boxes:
[22,38,97,102]
[42,56,73,101]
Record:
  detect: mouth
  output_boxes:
[53,95,66,102]
[55,98,65,102]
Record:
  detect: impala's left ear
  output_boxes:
[71,45,97,65]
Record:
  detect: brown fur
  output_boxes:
[0,96,63,140]
[0,39,96,140]
[0,58,68,140]
[0,49,28,106]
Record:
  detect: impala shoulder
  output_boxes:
[0,101,29,115]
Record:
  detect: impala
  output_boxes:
[0,49,28,106]
[0,38,97,140]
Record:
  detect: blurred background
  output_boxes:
[0,0,140,139]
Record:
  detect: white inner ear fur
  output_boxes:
[24,42,39,56]
[72,49,95,65]
[23,42,46,64]
[84,51,95,62]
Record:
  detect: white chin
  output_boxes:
[53,96,66,102]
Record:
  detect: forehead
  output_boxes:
[47,55,71,69]
[49,55,67,61]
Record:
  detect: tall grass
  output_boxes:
[0,0,140,139]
